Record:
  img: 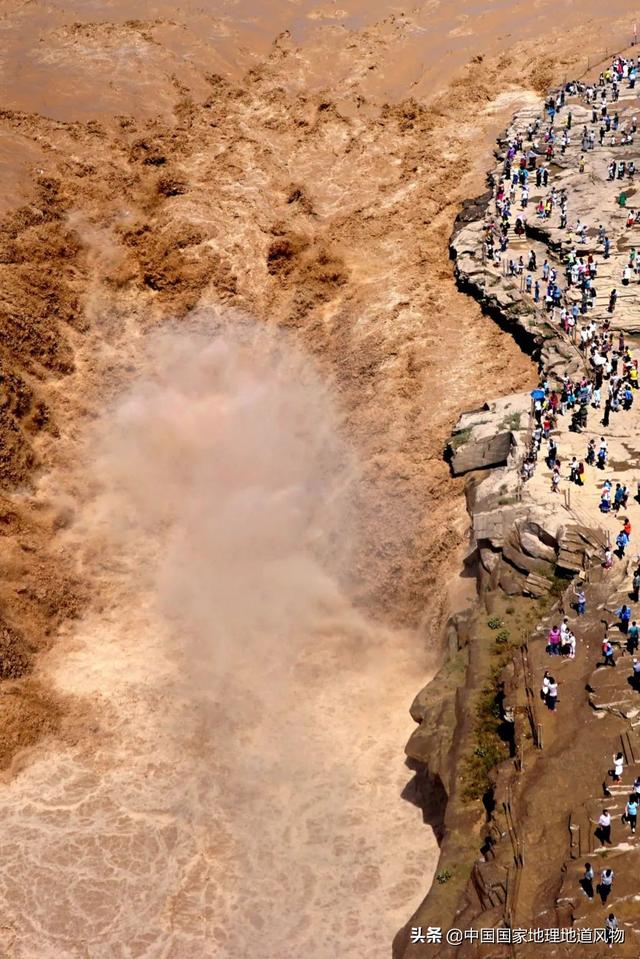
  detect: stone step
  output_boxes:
[622,727,640,764]
[587,797,625,810]
[569,808,594,858]
[592,840,637,853]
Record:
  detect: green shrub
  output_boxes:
[436,868,453,884]
[487,616,504,630]
[450,428,472,450]
[495,629,510,645]
[462,670,509,800]
[462,737,509,799]
[502,411,522,431]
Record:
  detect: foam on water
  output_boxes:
[0,325,435,957]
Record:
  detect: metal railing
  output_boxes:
[520,643,543,749]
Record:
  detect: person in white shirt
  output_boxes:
[541,670,550,702]
[599,868,614,904]
[612,751,624,782]
[597,809,612,845]
[580,862,594,900]
[605,913,618,949]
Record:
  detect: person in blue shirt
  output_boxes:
[625,796,638,833]
[616,530,629,557]
[615,604,632,634]
[623,386,634,411]
[613,483,625,511]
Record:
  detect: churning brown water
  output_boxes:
[1,323,432,957]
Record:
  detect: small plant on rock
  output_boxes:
[436,868,453,884]
[495,630,510,646]
[487,616,504,630]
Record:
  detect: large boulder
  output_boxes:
[450,431,514,476]
[518,528,557,563]
[502,543,553,576]
[498,561,527,595]
[474,507,522,549]
[479,547,500,573]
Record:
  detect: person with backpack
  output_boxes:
[547,625,561,655]
[605,913,619,948]
[616,604,632,634]
[580,862,595,900]
[613,483,625,511]
[598,446,608,469]
[599,868,614,904]
[602,639,616,667]
[633,570,640,601]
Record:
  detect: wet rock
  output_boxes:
[452,190,493,234]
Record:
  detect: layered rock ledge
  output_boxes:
[397,54,640,958]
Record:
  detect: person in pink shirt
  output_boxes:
[547,625,561,655]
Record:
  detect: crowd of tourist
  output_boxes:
[482,50,640,946]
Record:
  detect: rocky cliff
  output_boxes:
[396,60,640,957]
